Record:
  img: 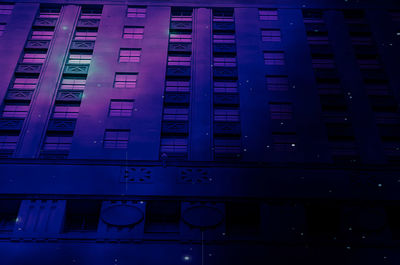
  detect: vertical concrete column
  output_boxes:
[325,10,384,163]
[235,8,270,162]
[280,9,330,163]
[190,8,212,161]
[70,5,170,160]
[0,3,38,107]
[17,5,80,158]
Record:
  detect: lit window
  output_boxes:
[264,51,285,65]
[104,130,130,149]
[109,100,134,117]
[261,29,281,42]
[43,136,72,150]
[160,138,188,153]
[163,108,189,121]
[22,52,47,64]
[165,80,190,92]
[214,109,240,122]
[31,30,54,40]
[272,132,296,151]
[114,73,138,88]
[168,56,191,66]
[0,135,18,150]
[213,34,235,43]
[2,104,29,118]
[259,9,278,21]
[53,105,80,118]
[67,53,92,64]
[213,8,234,22]
[266,76,289,91]
[170,33,192,43]
[171,7,193,21]
[74,29,97,41]
[214,57,236,67]
[0,4,13,15]
[214,81,238,93]
[214,138,241,155]
[12,77,38,90]
[269,102,293,119]
[119,48,141,63]
[123,26,144,39]
[60,77,86,90]
[0,23,6,36]
[127,6,146,18]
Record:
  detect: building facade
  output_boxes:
[0,0,400,264]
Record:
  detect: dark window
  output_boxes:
[64,200,101,232]
[0,200,20,233]
[145,201,180,233]
[306,203,341,239]
[226,202,260,235]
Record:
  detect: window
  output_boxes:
[259,9,278,21]
[74,29,97,41]
[0,23,6,36]
[261,29,281,42]
[43,135,72,150]
[114,73,138,88]
[163,108,189,121]
[357,54,381,69]
[214,138,241,155]
[60,77,86,90]
[0,200,20,233]
[272,132,296,151]
[302,9,324,24]
[350,32,373,46]
[0,4,13,15]
[64,200,101,232]
[103,130,130,149]
[213,34,235,43]
[214,57,236,67]
[364,78,390,95]
[307,32,329,45]
[311,55,335,69]
[165,80,190,92]
[80,5,102,19]
[168,56,191,66]
[214,109,240,122]
[269,103,293,119]
[264,51,285,65]
[266,75,289,91]
[67,53,92,64]
[214,81,238,93]
[12,76,38,89]
[160,138,188,154]
[39,5,61,18]
[109,100,134,117]
[31,30,54,40]
[213,8,234,22]
[170,33,192,43]
[0,135,19,150]
[119,48,141,63]
[2,104,30,118]
[390,10,400,22]
[144,201,180,233]
[171,7,193,21]
[53,105,80,118]
[123,26,144,39]
[316,77,342,94]
[22,52,47,64]
[127,5,146,18]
